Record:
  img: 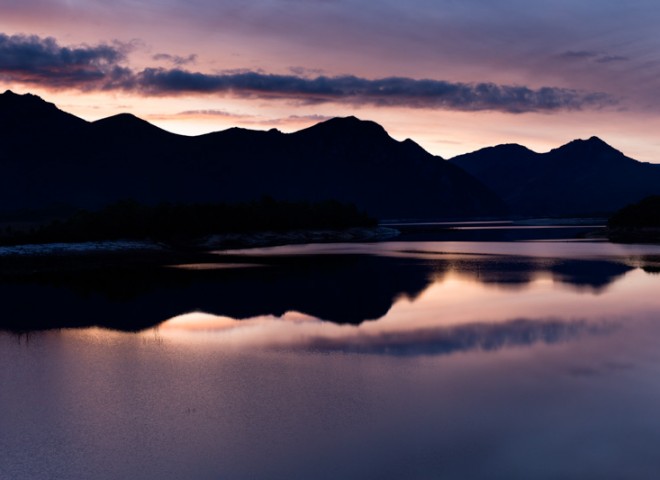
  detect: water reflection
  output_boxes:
[0,241,659,332]
[153,261,653,356]
[0,254,431,331]
[4,241,660,479]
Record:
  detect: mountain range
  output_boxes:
[0,90,502,220]
[449,137,660,217]
[2,89,660,220]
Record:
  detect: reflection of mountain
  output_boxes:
[551,259,633,290]
[0,251,642,332]
[0,255,433,332]
[449,257,633,291]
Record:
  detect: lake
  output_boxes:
[2,233,660,479]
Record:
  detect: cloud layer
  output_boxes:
[0,33,615,113]
[132,69,614,113]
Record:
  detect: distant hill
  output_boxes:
[609,196,660,227]
[450,137,660,217]
[0,90,505,220]
[607,196,660,243]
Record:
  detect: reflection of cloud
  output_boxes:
[158,311,616,356]
[0,32,616,113]
[301,318,616,356]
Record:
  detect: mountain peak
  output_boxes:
[323,115,381,128]
[583,136,613,149]
[557,136,620,154]
[95,112,148,125]
[303,116,390,138]
[93,112,171,136]
[0,90,86,131]
[486,143,537,155]
[449,143,537,166]
[0,90,53,109]
[538,136,625,164]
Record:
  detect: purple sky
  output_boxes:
[2,0,660,160]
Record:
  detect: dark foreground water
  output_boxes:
[2,239,660,479]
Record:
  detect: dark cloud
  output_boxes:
[595,55,629,64]
[128,68,616,113]
[288,66,325,77]
[559,50,598,60]
[558,50,629,64]
[288,114,334,121]
[176,109,248,117]
[253,114,335,126]
[0,33,130,88]
[0,33,616,113]
[152,53,197,66]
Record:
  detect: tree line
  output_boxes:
[0,197,377,246]
[608,196,660,228]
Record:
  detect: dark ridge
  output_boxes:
[93,112,158,127]
[0,92,506,220]
[0,198,377,246]
[550,136,625,157]
[450,136,660,217]
[296,116,392,141]
[0,90,87,131]
[92,113,175,138]
[0,89,53,109]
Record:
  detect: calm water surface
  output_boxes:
[2,239,660,479]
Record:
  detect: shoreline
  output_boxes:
[0,226,400,276]
[607,227,660,244]
[3,223,646,278]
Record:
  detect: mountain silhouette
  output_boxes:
[450,136,660,216]
[0,91,505,220]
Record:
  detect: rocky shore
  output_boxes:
[0,226,400,275]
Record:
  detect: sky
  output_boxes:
[2,0,660,161]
